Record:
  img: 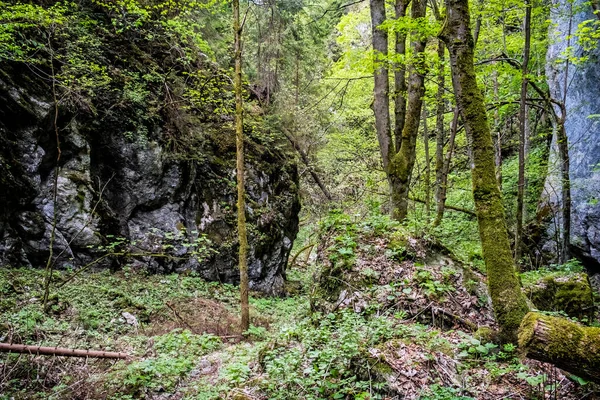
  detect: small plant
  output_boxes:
[245,324,268,340]
[419,384,474,400]
[414,268,455,298]
[109,330,222,394]
[457,334,498,360]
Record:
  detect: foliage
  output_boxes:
[260,310,394,399]
[110,330,222,394]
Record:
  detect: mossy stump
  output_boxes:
[518,312,600,383]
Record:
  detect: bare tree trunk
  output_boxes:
[556,115,571,263]
[394,0,409,150]
[370,0,393,173]
[434,40,446,219]
[433,108,459,227]
[423,107,431,219]
[282,130,333,201]
[472,0,484,47]
[440,0,529,342]
[556,6,573,264]
[233,0,249,332]
[388,0,428,221]
[515,0,532,264]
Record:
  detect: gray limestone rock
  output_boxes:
[543,0,600,268]
[0,65,299,295]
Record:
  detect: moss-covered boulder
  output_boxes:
[523,273,594,320]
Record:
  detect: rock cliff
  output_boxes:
[544,0,600,268]
[0,20,299,294]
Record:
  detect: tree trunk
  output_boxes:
[519,312,600,383]
[434,40,446,221]
[515,0,531,264]
[233,0,249,332]
[556,116,571,264]
[493,72,502,190]
[369,0,393,172]
[282,129,333,201]
[394,0,409,151]
[440,0,529,342]
[388,0,427,221]
[556,5,573,264]
[423,107,431,219]
[433,108,459,227]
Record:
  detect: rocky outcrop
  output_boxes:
[544,0,600,268]
[0,64,300,295]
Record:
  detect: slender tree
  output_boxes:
[394,0,409,150]
[434,108,459,226]
[370,0,427,221]
[433,40,446,225]
[423,107,431,219]
[515,0,532,264]
[556,3,573,264]
[233,0,249,332]
[440,0,529,342]
[370,0,393,174]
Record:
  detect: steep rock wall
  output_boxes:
[544,0,600,267]
[0,63,300,295]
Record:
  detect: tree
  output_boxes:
[439,0,529,342]
[515,0,532,263]
[233,0,249,332]
[370,0,428,221]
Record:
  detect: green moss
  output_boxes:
[442,2,530,343]
[519,312,600,382]
[474,326,499,343]
[523,273,594,319]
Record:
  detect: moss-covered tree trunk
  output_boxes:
[519,312,600,382]
[233,0,249,332]
[440,0,529,342]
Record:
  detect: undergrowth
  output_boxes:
[0,210,596,399]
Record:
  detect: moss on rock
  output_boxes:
[523,273,594,320]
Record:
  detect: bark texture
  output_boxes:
[515,0,531,263]
[370,0,393,172]
[434,108,458,226]
[394,0,409,151]
[440,0,529,342]
[388,0,427,221]
[434,40,446,223]
[519,312,600,383]
[234,0,249,332]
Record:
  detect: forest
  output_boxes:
[1,0,600,398]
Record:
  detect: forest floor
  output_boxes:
[1,214,598,399]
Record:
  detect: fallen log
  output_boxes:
[0,343,128,359]
[518,312,600,383]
